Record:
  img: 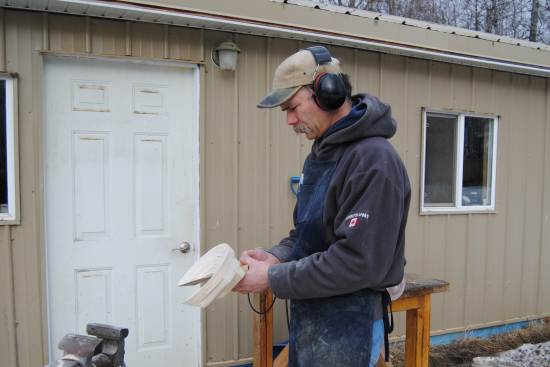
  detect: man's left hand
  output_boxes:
[233,255,271,293]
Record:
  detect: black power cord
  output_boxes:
[247,293,277,314]
[246,294,291,334]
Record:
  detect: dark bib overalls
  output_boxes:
[289,156,377,367]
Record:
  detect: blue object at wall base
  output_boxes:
[430,319,535,346]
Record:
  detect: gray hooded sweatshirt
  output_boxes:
[267,93,411,300]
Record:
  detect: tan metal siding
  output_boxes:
[539,79,550,315]
[167,26,203,61]
[522,78,546,318]
[1,8,550,367]
[203,30,240,365]
[484,71,511,324]
[0,225,17,367]
[131,22,166,59]
[235,34,269,359]
[49,14,88,53]
[504,75,529,321]
[5,11,47,367]
[90,18,127,56]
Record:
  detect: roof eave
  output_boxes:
[3,0,550,78]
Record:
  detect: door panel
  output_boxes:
[44,57,200,367]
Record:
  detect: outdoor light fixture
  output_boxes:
[211,40,241,71]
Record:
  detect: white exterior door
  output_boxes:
[44,57,200,367]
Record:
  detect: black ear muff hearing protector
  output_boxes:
[306,46,347,111]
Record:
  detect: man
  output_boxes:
[234,46,411,367]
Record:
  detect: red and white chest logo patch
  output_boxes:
[349,217,358,227]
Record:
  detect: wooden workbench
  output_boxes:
[253,274,449,367]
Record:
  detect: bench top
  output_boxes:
[402,273,450,298]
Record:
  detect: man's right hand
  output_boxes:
[239,249,280,265]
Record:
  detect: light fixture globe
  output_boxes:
[211,40,241,71]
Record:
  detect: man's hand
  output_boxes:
[240,249,281,265]
[233,250,280,293]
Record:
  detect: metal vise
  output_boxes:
[46,323,129,367]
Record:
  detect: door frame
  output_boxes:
[40,53,204,366]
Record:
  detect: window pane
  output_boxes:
[462,117,493,206]
[0,80,7,214]
[424,113,457,206]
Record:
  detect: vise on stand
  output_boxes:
[46,323,129,367]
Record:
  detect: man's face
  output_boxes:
[280,87,331,140]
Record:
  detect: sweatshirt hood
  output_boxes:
[314,93,397,155]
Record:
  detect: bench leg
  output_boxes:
[253,291,273,367]
[273,345,289,367]
[404,295,431,367]
[420,295,431,367]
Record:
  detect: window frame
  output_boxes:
[420,108,498,214]
[0,75,20,225]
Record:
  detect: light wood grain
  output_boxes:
[179,243,246,308]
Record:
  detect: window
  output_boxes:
[421,109,498,213]
[0,75,19,224]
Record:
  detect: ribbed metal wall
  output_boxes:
[0,9,549,367]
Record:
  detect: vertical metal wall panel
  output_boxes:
[464,214,488,326]
[5,10,46,367]
[0,9,6,71]
[0,226,17,367]
[167,26,203,61]
[90,18,127,56]
[484,71,512,324]
[463,67,494,327]
[424,214,448,329]
[503,75,530,321]
[130,22,165,59]
[379,54,408,157]
[0,23,9,367]
[451,65,473,109]
[521,77,546,317]
[48,14,87,53]
[539,79,550,316]
[444,214,468,330]
[203,30,240,365]
[235,34,269,359]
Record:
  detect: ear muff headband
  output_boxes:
[306,46,347,111]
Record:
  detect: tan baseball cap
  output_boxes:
[257,49,342,108]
